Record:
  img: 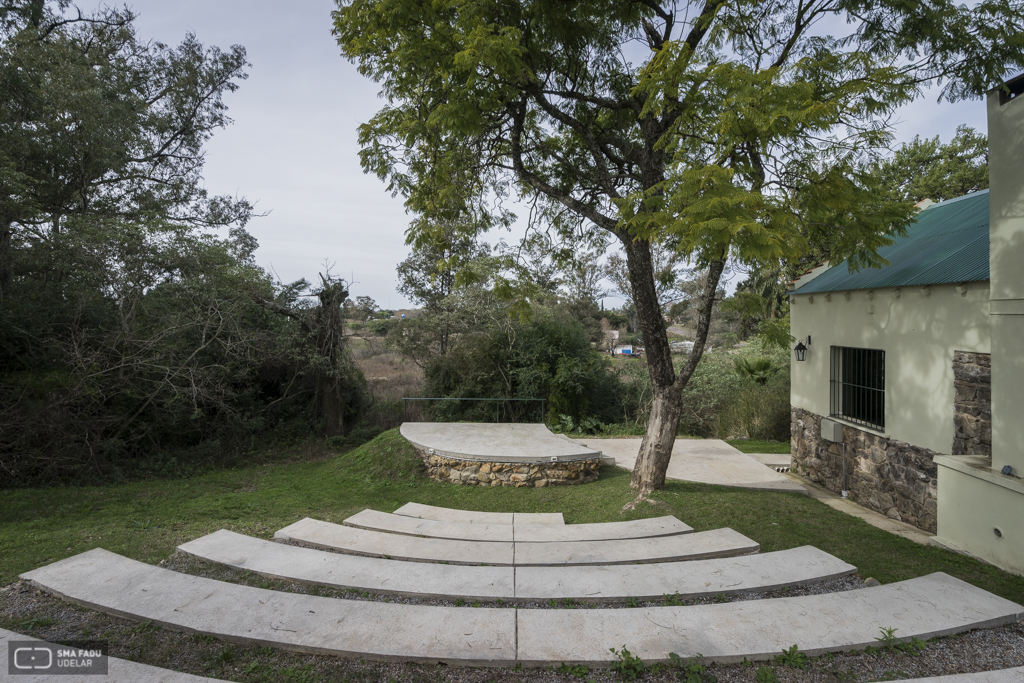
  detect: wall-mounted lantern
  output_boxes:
[794,341,808,361]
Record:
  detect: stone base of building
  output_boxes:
[416,449,601,487]
[791,407,938,533]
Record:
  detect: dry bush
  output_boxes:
[353,350,425,429]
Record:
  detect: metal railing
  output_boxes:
[829,346,885,430]
[401,397,546,424]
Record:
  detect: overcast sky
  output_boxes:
[126,0,988,308]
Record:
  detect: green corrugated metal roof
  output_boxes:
[792,190,990,294]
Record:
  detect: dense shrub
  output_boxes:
[611,341,791,440]
[422,305,626,424]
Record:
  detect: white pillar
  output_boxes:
[988,78,1024,476]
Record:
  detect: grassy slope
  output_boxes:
[1,429,1021,605]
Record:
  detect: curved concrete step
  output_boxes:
[514,515,692,542]
[276,518,757,566]
[514,528,758,566]
[0,627,227,682]
[344,509,692,543]
[392,502,564,525]
[517,572,1024,665]
[345,509,514,542]
[514,545,855,601]
[20,549,516,666]
[275,518,514,565]
[180,529,516,600]
[20,552,1022,668]
[181,532,850,602]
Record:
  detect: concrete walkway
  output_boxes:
[574,437,806,493]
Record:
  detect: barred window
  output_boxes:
[830,346,885,430]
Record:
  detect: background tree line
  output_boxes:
[0,1,369,487]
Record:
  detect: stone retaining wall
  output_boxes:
[952,351,992,456]
[416,449,601,487]
[791,407,938,532]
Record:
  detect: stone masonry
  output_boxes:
[791,407,938,532]
[415,448,601,487]
[952,351,992,456]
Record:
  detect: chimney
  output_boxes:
[987,73,1024,476]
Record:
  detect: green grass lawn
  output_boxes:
[1,429,1020,605]
[725,439,792,454]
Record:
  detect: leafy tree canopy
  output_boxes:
[876,125,988,203]
[334,0,1024,493]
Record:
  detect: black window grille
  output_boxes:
[829,346,885,430]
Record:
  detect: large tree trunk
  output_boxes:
[626,237,727,496]
[632,383,683,494]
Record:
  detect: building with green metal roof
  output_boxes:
[791,190,990,296]
[788,78,1024,577]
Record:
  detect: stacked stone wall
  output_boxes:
[416,449,600,487]
[791,408,938,532]
[952,351,992,456]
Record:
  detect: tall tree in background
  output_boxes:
[397,224,489,355]
[0,1,274,484]
[334,0,1024,496]
[876,125,988,203]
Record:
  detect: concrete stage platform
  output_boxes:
[400,422,602,463]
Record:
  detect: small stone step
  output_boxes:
[1,627,227,681]
[516,572,1024,665]
[345,509,692,543]
[392,502,564,525]
[20,549,517,666]
[513,528,759,566]
[180,529,515,600]
[275,518,515,565]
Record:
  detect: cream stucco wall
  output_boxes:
[789,282,990,454]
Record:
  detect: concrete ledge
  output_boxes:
[20,549,517,667]
[179,530,516,600]
[935,455,1024,495]
[516,572,1024,665]
[392,502,564,525]
[0,627,226,682]
[275,518,515,565]
[345,510,692,543]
